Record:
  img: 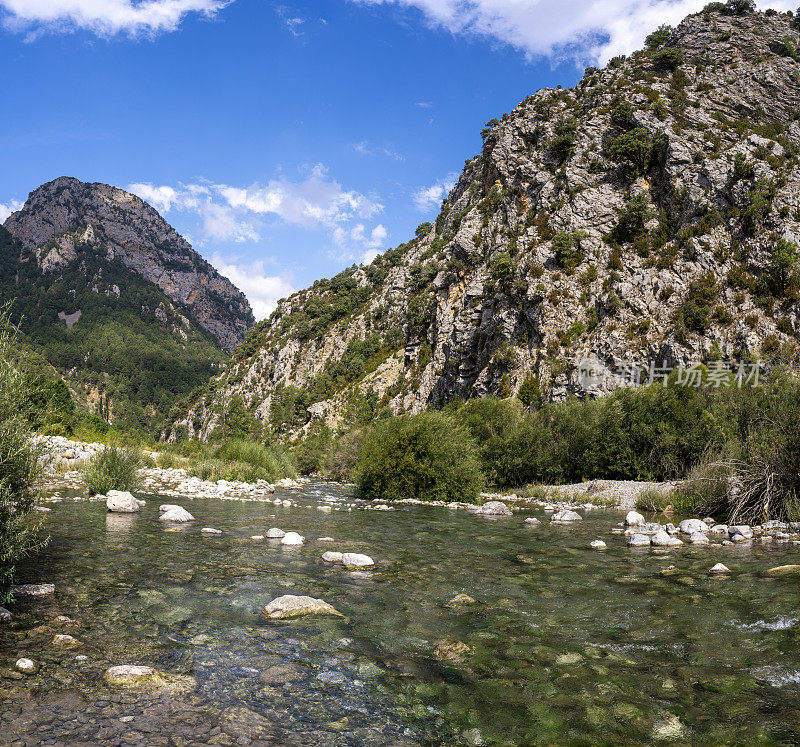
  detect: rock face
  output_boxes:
[4,177,253,351]
[168,9,800,441]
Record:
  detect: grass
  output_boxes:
[82,446,143,495]
[187,439,296,483]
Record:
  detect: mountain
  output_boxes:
[2,177,255,430]
[170,6,800,442]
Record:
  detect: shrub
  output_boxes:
[212,439,296,481]
[606,127,653,174]
[645,24,672,50]
[83,446,143,495]
[770,238,799,293]
[635,486,672,512]
[652,47,684,71]
[552,232,584,272]
[354,411,485,502]
[723,0,755,14]
[612,192,655,243]
[0,310,47,601]
[324,429,364,482]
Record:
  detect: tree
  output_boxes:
[0,307,47,602]
[606,127,653,175]
[770,238,799,293]
[645,24,673,49]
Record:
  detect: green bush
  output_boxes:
[212,439,296,482]
[644,24,672,49]
[0,309,47,601]
[354,411,485,502]
[652,47,684,71]
[83,446,143,495]
[606,127,653,174]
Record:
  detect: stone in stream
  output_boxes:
[728,525,753,539]
[104,665,156,685]
[689,532,710,545]
[12,583,55,597]
[625,510,645,526]
[342,553,374,568]
[0,606,11,622]
[709,524,728,534]
[651,531,682,547]
[708,563,731,574]
[590,540,607,549]
[262,595,343,619]
[447,594,478,606]
[731,533,750,543]
[433,639,472,662]
[479,501,511,516]
[159,504,184,513]
[678,519,708,534]
[159,507,195,523]
[551,510,582,523]
[15,658,37,674]
[627,534,651,547]
[524,517,541,525]
[201,528,222,535]
[318,537,335,542]
[281,532,304,546]
[265,528,285,539]
[52,634,81,648]
[321,551,344,563]
[106,490,139,513]
[764,564,800,576]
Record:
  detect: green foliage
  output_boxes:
[612,192,655,243]
[552,232,584,273]
[517,374,543,408]
[605,127,653,175]
[354,411,485,502]
[0,309,47,601]
[82,446,143,495]
[742,177,775,236]
[723,0,755,14]
[548,116,578,164]
[208,439,296,482]
[294,424,332,475]
[652,47,684,71]
[220,395,259,440]
[490,251,515,285]
[770,238,799,293]
[645,24,672,49]
[674,272,719,336]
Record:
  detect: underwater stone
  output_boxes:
[265,528,285,538]
[322,551,344,563]
[262,595,343,619]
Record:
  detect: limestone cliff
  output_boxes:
[170,7,800,441]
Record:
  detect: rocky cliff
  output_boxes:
[170,6,800,441]
[5,177,254,351]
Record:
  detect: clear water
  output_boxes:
[4,483,800,745]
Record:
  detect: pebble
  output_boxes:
[12,583,55,597]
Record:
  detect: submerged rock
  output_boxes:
[159,506,195,522]
[590,540,607,550]
[447,593,478,606]
[14,658,36,674]
[52,634,81,648]
[627,534,651,547]
[201,527,222,534]
[433,639,472,662]
[105,665,156,685]
[12,583,55,597]
[321,551,344,563]
[764,564,800,576]
[524,517,541,525]
[479,501,511,516]
[551,510,582,522]
[262,594,343,619]
[265,528,285,538]
[106,490,139,513]
[342,553,374,567]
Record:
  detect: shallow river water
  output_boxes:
[3,483,800,745]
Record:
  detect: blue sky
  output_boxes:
[0,0,790,318]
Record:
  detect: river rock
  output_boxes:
[52,634,81,648]
[731,532,750,543]
[590,540,607,549]
[551,510,582,522]
[318,536,335,541]
[709,524,728,534]
[201,528,222,534]
[105,665,156,685]
[524,517,541,525]
[708,563,731,574]
[728,525,753,539]
[628,533,651,547]
[678,519,708,534]
[159,504,184,513]
[447,593,477,606]
[321,551,344,563]
[281,532,304,546]
[689,532,710,545]
[479,501,511,515]
[625,510,645,526]
[266,528,285,538]
[159,507,195,523]
[12,583,55,597]
[342,553,374,567]
[433,639,472,662]
[15,658,36,674]
[0,606,11,622]
[262,595,343,619]
[764,564,800,575]
[106,490,139,513]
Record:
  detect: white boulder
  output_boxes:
[262,595,343,619]
[159,507,195,523]
[281,532,304,546]
[625,510,645,526]
[321,551,344,563]
[590,540,607,550]
[688,532,710,545]
[266,528,285,538]
[342,553,374,567]
[627,534,651,547]
[551,510,582,522]
[479,501,511,516]
[106,490,139,513]
[678,519,708,534]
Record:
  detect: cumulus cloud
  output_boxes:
[209,253,294,320]
[0,0,230,37]
[414,172,457,212]
[129,165,386,250]
[0,199,23,223]
[352,0,792,62]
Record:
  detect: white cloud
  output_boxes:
[210,253,294,320]
[128,165,385,249]
[351,140,404,161]
[0,199,23,223]
[414,172,457,212]
[352,0,793,62]
[0,0,230,37]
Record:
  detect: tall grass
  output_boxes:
[82,446,143,495]
[0,307,47,601]
[187,439,296,483]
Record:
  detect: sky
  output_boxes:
[0,0,793,319]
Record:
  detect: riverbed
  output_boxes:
[3,482,800,745]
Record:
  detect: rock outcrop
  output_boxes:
[170,9,800,440]
[4,177,253,351]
